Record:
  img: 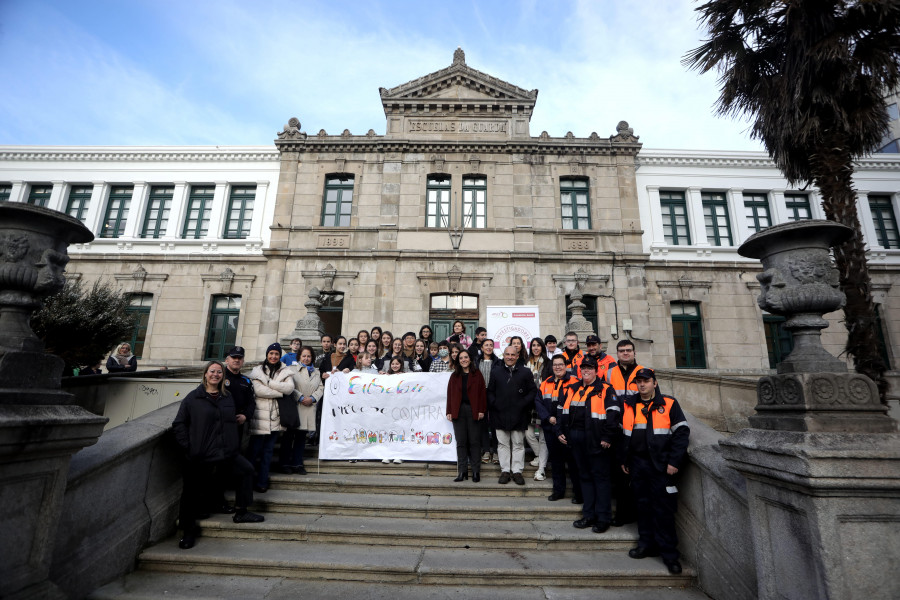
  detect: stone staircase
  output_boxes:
[90,459,709,599]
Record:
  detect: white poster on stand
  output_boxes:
[486,305,541,355]
[319,371,455,461]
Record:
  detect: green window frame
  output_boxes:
[868,195,900,249]
[126,294,153,359]
[743,193,771,233]
[660,191,691,245]
[27,184,53,207]
[462,176,486,228]
[560,178,591,230]
[141,185,173,238]
[426,175,451,228]
[223,185,256,239]
[702,191,733,246]
[784,194,812,221]
[763,314,793,369]
[100,186,133,238]
[671,302,706,369]
[65,185,93,222]
[321,175,353,226]
[0,183,11,202]
[182,185,214,239]
[205,295,241,360]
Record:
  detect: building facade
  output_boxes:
[1,49,898,385]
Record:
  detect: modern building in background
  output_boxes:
[1,49,898,383]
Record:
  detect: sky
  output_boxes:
[0,0,764,151]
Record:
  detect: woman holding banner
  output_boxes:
[446,350,487,482]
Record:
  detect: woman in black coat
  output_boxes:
[172,361,264,549]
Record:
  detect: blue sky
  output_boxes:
[0,0,763,150]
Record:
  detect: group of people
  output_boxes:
[443,331,691,575]
[170,320,691,573]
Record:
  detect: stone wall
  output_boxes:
[655,369,758,432]
[677,414,758,600]
[49,403,182,599]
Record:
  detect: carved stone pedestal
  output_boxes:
[283,287,326,353]
[0,405,106,600]
[720,429,900,600]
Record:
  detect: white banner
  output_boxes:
[319,371,456,461]
[486,305,541,354]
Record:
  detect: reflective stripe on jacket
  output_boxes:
[620,389,690,472]
[606,363,644,396]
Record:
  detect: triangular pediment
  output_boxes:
[379,48,538,105]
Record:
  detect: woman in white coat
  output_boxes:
[283,346,324,475]
[247,342,295,492]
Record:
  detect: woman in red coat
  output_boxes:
[446,349,487,482]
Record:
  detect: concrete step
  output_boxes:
[197,512,637,550]
[269,471,558,497]
[242,488,585,521]
[135,537,695,588]
[90,571,711,600]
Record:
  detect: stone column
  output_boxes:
[0,203,108,600]
[283,287,326,353]
[722,220,900,600]
[565,272,595,343]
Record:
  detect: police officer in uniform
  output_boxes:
[620,368,690,574]
[223,346,255,449]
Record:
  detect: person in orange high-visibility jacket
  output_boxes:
[619,368,690,575]
[560,332,585,379]
[537,355,582,503]
[605,339,643,526]
[557,356,620,533]
[584,334,617,381]
[605,339,643,396]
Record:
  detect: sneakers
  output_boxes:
[382,458,391,464]
[498,471,512,484]
[233,510,265,524]
[530,458,540,467]
[481,452,492,463]
[393,458,403,464]
[512,472,525,486]
[533,470,545,481]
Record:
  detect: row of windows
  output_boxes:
[321,174,589,230]
[0,182,257,240]
[659,190,899,249]
[126,293,241,361]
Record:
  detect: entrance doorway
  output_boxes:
[429,293,479,343]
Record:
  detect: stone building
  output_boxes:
[1,49,898,387]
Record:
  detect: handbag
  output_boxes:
[276,393,300,429]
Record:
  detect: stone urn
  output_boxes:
[738,219,891,432]
[0,202,107,600]
[0,202,94,404]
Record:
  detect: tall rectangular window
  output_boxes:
[100,185,133,238]
[322,176,353,226]
[205,295,241,360]
[462,176,486,228]
[223,185,256,239]
[65,185,93,222]
[784,194,812,221]
[702,191,733,246]
[142,185,173,238]
[0,184,11,202]
[660,191,691,245]
[671,302,706,368]
[27,184,52,207]
[868,195,900,249]
[182,185,214,239]
[426,175,451,227]
[126,294,153,359]
[763,314,793,369]
[743,193,771,233]
[560,178,591,230]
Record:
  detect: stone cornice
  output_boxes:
[0,146,279,163]
[637,149,900,171]
[275,136,641,156]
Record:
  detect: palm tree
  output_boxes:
[684,0,900,403]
